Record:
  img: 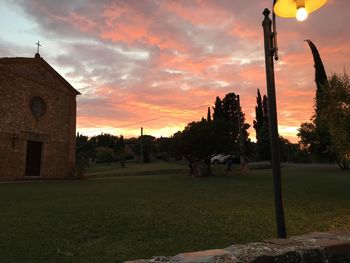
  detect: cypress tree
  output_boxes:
[305,39,333,161]
[207,107,211,122]
[305,39,327,109]
[222,92,239,141]
[211,93,250,157]
[262,95,271,159]
[213,96,224,121]
[254,91,270,160]
[222,92,250,149]
[253,89,264,141]
[262,95,268,121]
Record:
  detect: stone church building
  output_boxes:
[0,53,80,180]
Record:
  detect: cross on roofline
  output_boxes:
[35,41,41,54]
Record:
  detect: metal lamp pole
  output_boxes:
[262,0,328,239]
[262,8,287,238]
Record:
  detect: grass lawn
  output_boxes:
[1,162,350,263]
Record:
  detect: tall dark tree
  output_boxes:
[259,122,271,160]
[299,40,333,161]
[262,95,268,123]
[253,90,270,160]
[305,39,327,115]
[253,89,264,140]
[261,95,271,159]
[221,92,250,146]
[213,96,224,121]
[207,107,211,122]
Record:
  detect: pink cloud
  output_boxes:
[50,12,98,33]
[3,0,349,142]
[161,1,232,27]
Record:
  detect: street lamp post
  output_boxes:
[262,0,328,239]
[262,8,286,239]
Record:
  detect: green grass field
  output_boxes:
[0,162,349,263]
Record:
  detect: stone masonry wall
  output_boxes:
[126,231,350,263]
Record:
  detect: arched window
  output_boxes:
[30,96,46,118]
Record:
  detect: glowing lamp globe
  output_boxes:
[274,0,327,21]
[296,7,308,21]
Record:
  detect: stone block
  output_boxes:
[173,249,234,263]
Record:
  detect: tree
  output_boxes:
[299,40,333,161]
[169,131,183,161]
[91,133,118,149]
[297,122,318,153]
[173,92,250,176]
[212,93,251,161]
[221,92,250,152]
[253,89,264,139]
[173,119,233,177]
[299,40,349,168]
[262,94,268,119]
[155,136,172,160]
[253,90,270,160]
[322,72,350,169]
[207,107,211,122]
[212,96,224,121]
[76,133,95,163]
[305,40,328,119]
[258,119,271,160]
[222,93,239,142]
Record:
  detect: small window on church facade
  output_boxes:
[30,96,46,118]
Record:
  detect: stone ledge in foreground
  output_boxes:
[125,231,350,263]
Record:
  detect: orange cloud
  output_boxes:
[6,0,348,143]
[161,1,232,28]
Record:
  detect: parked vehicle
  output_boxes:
[210,154,231,164]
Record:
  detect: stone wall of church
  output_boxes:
[0,61,77,180]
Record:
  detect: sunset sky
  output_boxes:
[1,0,349,142]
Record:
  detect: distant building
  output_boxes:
[0,53,80,180]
